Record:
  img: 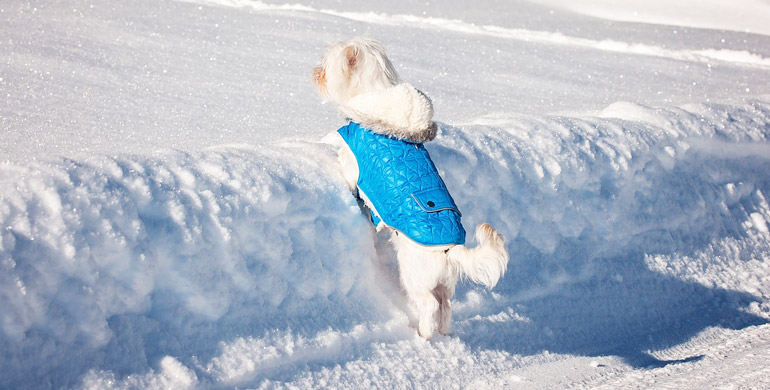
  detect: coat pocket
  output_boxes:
[410,187,462,215]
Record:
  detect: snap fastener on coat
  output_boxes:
[427,201,435,208]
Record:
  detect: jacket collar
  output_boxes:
[339,83,437,143]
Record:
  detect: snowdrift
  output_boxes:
[2,97,770,389]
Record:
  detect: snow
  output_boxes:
[2,0,770,389]
[533,0,770,36]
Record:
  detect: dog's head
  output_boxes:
[313,37,400,105]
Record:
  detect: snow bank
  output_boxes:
[2,97,770,388]
[532,0,770,35]
[191,0,770,69]
[0,142,389,388]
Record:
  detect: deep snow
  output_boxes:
[2,0,770,389]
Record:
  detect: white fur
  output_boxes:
[314,37,400,107]
[340,84,438,143]
[392,225,508,337]
[314,37,509,339]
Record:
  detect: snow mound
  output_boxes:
[0,142,387,388]
[2,97,770,388]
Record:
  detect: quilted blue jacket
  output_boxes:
[338,121,466,246]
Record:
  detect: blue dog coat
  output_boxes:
[338,121,466,246]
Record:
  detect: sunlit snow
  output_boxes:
[2,0,770,388]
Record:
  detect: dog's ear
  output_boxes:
[312,66,325,84]
[344,45,359,73]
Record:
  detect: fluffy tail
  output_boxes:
[448,223,509,289]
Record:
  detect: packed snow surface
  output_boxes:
[2,0,770,389]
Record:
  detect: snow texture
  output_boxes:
[2,0,770,389]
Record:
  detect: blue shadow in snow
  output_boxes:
[448,130,770,368]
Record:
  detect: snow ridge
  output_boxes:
[182,0,770,69]
[2,97,770,389]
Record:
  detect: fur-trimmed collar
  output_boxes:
[339,83,437,143]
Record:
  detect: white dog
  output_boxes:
[313,37,509,339]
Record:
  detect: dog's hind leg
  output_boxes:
[393,233,457,339]
[395,253,438,338]
[433,284,453,336]
[397,259,438,339]
[411,289,439,339]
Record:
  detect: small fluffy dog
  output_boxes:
[313,37,509,339]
